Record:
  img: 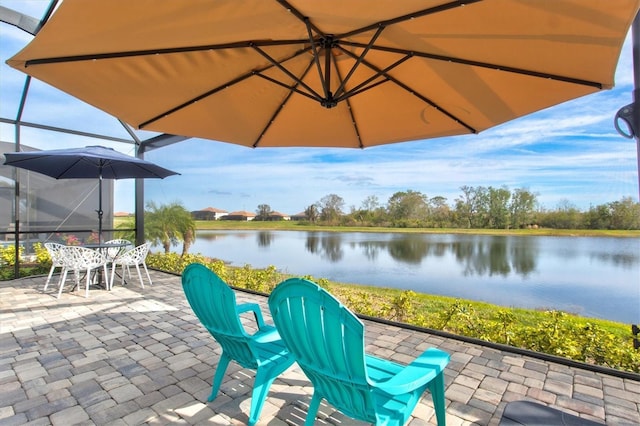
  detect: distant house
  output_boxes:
[114,211,132,217]
[191,207,228,220]
[223,210,256,221]
[268,211,291,221]
[290,211,307,221]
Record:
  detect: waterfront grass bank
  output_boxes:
[145,252,639,373]
[193,220,640,237]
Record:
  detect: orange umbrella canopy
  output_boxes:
[7,0,640,148]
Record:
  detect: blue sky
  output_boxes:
[1,1,638,216]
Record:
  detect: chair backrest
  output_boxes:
[104,239,132,258]
[268,278,374,420]
[182,263,260,369]
[119,242,150,264]
[64,246,107,270]
[44,242,66,266]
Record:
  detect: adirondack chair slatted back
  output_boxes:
[182,264,296,426]
[270,277,450,426]
[269,278,376,421]
[182,265,259,369]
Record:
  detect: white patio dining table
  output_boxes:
[82,241,131,288]
[83,241,131,258]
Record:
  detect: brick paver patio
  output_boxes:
[1,270,639,425]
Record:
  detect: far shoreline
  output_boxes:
[193,220,640,238]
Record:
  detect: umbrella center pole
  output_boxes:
[320,35,337,108]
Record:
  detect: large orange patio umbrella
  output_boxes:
[6,0,640,148]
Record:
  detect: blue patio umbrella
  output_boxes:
[3,145,179,242]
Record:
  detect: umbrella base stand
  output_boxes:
[66,270,110,293]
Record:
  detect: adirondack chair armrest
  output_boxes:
[236,303,266,328]
[375,348,450,396]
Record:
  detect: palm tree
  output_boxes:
[146,201,196,254]
[178,220,196,256]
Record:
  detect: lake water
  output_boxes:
[182,230,640,324]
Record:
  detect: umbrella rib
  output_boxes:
[331,57,364,148]
[345,95,364,149]
[254,59,317,148]
[251,43,324,100]
[334,24,386,99]
[139,45,317,129]
[254,73,320,103]
[304,17,330,101]
[22,39,309,66]
[342,41,603,89]
[275,0,325,36]
[138,70,255,129]
[336,0,483,40]
[333,47,411,103]
[336,78,390,104]
[338,48,477,133]
[57,157,87,179]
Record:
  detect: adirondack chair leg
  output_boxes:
[428,372,447,426]
[183,263,295,424]
[247,372,276,426]
[208,354,231,402]
[305,393,322,426]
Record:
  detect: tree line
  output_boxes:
[256,186,640,230]
[115,187,638,257]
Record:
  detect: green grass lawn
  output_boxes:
[192,219,640,237]
[111,216,640,237]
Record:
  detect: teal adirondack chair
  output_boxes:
[181,263,295,426]
[268,278,450,426]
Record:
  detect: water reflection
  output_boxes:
[353,240,380,262]
[452,236,534,277]
[320,233,344,262]
[590,252,638,268]
[196,232,229,242]
[314,234,539,278]
[510,240,537,276]
[305,232,344,262]
[189,230,639,323]
[194,231,634,280]
[257,231,274,247]
[387,235,431,264]
[459,237,510,277]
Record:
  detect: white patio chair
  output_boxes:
[57,246,109,298]
[103,238,133,261]
[43,242,67,292]
[110,242,152,290]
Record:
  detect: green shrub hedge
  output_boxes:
[3,247,637,373]
[144,253,639,373]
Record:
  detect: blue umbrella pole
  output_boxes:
[97,173,103,244]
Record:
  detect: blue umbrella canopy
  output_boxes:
[3,145,178,179]
[3,145,179,241]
